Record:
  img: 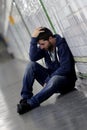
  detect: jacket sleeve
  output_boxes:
[29,37,45,61]
[45,39,75,83]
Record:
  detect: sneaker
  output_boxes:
[20,98,27,104]
[17,102,32,115]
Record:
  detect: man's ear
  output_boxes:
[49,36,53,41]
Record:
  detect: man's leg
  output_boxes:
[21,61,49,99]
[27,75,74,108]
[18,72,75,114]
[17,61,50,114]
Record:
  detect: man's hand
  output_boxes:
[43,83,46,87]
[32,27,44,38]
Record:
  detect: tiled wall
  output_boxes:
[42,0,87,75]
[6,0,87,76]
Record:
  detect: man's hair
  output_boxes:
[37,27,54,41]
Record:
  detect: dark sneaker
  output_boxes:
[20,99,27,104]
[17,102,32,115]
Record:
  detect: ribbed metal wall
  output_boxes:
[6,0,87,77]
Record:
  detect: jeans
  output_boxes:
[21,62,75,108]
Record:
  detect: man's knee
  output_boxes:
[26,61,37,71]
[46,75,64,89]
[46,75,68,93]
[25,61,43,76]
[23,62,36,77]
[48,75,66,85]
[49,75,75,94]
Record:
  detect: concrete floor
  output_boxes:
[0,58,87,130]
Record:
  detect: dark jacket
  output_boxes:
[29,34,77,83]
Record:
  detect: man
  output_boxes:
[17,27,77,114]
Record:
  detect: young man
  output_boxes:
[17,27,77,114]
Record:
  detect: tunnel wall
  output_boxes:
[5,0,87,79]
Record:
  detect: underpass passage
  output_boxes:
[0,0,87,130]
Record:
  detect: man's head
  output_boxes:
[37,27,56,51]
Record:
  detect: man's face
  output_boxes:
[38,39,53,51]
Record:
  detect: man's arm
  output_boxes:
[29,27,45,61]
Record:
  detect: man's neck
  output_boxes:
[49,38,56,52]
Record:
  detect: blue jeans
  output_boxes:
[21,62,75,108]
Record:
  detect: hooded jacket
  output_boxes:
[29,34,77,83]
